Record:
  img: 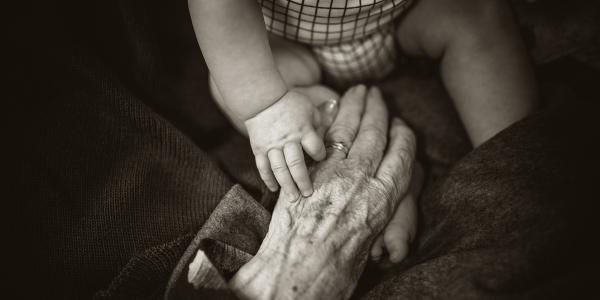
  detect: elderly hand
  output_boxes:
[230,85,419,299]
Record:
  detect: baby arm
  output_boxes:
[188,0,287,120]
[209,34,323,134]
[188,0,325,197]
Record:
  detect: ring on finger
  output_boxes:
[326,141,351,158]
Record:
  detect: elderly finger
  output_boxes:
[325,85,367,148]
[284,143,313,197]
[348,87,389,173]
[268,149,300,199]
[375,118,417,200]
[256,154,278,192]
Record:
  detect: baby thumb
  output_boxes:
[316,99,339,137]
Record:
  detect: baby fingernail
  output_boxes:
[323,99,339,117]
[320,98,338,112]
[326,98,338,109]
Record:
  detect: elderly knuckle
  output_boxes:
[261,174,275,182]
[329,124,355,142]
[404,130,417,148]
[258,168,270,176]
[381,173,400,195]
[397,148,415,172]
[363,125,387,142]
[379,176,396,196]
[271,163,288,173]
[252,146,266,156]
[357,168,370,181]
[394,125,416,145]
[364,161,379,177]
[366,182,395,222]
[287,158,305,168]
[351,157,369,171]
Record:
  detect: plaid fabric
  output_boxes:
[259,0,413,83]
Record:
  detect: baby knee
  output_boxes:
[449,0,513,41]
[270,35,322,87]
[398,0,513,58]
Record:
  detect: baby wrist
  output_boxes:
[239,89,289,123]
[224,72,288,121]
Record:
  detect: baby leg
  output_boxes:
[396,0,538,146]
[268,34,322,87]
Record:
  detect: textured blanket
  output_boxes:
[11,0,599,298]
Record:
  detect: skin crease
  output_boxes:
[229,86,420,300]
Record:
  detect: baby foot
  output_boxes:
[370,162,423,263]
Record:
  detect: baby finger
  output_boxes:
[256,154,278,192]
[284,143,313,198]
[268,148,300,200]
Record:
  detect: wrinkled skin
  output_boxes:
[230,86,419,300]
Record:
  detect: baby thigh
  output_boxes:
[209,35,324,134]
[394,0,516,59]
[210,35,321,112]
[269,34,322,88]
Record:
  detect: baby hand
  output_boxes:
[245,90,327,198]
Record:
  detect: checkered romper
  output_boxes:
[259,0,413,84]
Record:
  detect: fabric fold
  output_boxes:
[164,185,272,300]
